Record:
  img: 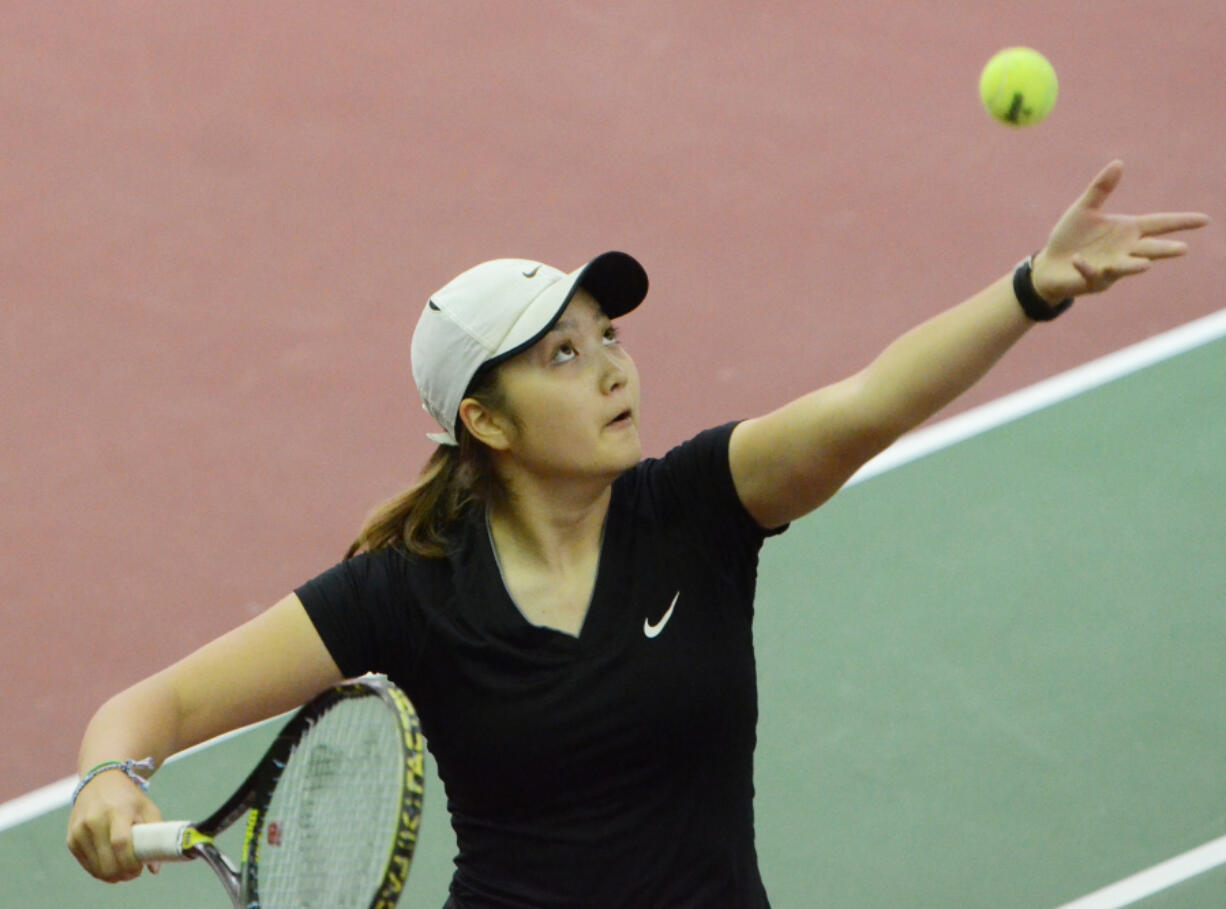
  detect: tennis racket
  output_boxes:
[132,674,425,908]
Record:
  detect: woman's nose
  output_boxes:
[600,349,626,394]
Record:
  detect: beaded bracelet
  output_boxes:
[71,757,155,805]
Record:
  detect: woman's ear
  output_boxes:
[458,397,513,451]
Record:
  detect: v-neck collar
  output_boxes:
[480,498,614,645]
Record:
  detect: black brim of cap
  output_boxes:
[576,250,649,319]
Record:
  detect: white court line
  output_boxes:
[1053,834,1226,909]
[3,307,1225,875]
[848,306,1226,487]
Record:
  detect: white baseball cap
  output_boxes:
[411,251,649,445]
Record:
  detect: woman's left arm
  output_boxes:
[730,160,1210,530]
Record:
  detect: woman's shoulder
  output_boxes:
[617,420,778,542]
[303,539,447,599]
[350,539,463,584]
[622,421,740,486]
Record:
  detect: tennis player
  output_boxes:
[68,161,1206,906]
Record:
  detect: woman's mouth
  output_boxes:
[607,409,634,429]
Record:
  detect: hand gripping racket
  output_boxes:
[132,675,425,908]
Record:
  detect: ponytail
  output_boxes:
[346,369,507,560]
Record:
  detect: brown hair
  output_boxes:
[345,367,509,560]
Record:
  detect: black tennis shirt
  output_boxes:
[297,423,785,908]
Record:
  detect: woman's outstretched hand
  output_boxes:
[1032,160,1210,304]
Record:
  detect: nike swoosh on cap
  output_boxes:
[643,591,679,639]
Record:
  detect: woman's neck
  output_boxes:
[485,476,612,574]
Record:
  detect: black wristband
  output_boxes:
[1013,257,1073,322]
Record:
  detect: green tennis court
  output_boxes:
[4,325,1222,907]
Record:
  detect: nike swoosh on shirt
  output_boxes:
[643,591,679,639]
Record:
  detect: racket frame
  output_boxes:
[136,675,425,908]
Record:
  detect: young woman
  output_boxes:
[67,161,1207,906]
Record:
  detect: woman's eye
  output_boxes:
[551,343,577,364]
[602,326,620,345]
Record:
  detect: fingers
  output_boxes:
[136,801,164,876]
[1072,254,1150,292]
[1132,236,1190,260]
[1078,159,1125,211]
[1070,229,1195,293]
[68,813,139,881]
[1043,164,1205,298]
[66,823,101,879]
[109,816,145,881]
[1136,212,1211,236]
[66,781,161,883]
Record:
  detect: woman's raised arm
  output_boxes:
[730,161,1209,530]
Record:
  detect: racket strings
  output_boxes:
[255,696,407,908]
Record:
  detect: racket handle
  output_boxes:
[132,821,195,861]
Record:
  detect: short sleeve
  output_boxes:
[633,421,787,567]
[294,548,427,682]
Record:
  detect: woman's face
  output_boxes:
[487,289,642,481]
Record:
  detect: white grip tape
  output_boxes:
[132,820,193,861]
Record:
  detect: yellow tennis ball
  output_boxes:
[979,47,1058,127]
